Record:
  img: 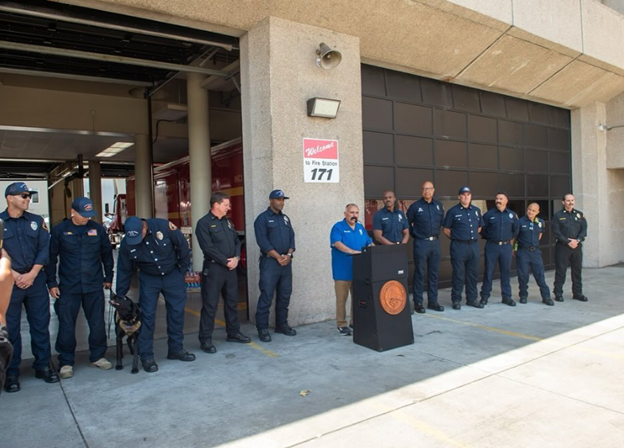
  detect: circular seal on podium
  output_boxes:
[379,280,407,315]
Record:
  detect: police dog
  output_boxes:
[109,293,142,374]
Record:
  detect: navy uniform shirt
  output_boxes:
[551,208,588,244]
[517,216,544,248]
[195,211,241,267]
[0,209,49,273]
[254,207,295,256]
[443,204,484,241]
[406,198,444,239]
[481,208,519,242]
[46,218,114,294]
[372,207,408,243]
[116,219,190,296]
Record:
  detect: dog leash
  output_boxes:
[106,289,115,339]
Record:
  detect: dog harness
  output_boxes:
[116,315,141,336]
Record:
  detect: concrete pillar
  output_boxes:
[88,160,103,224]
[241,17,362,326]
[187,72,212,273]
[134,133,153,218]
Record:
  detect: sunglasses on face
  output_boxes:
[18,194,31,199]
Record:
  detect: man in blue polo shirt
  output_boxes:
[330,204,373,336]
[443,186,484,310]
[372,191,408,245]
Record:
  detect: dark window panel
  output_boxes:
[434,109,467,139]
[526,149,549,173]
[549,152,570,174]
[505,199,525,215]
[548,128,570,151]
[527,174,549,197]
[396,168,434,199]
[386,70,422,103]
[363,97,393,130]
[525,124,548,148]
[436,140,467,168]
[468,115,497,144]
[364,166,394,198]
[528,102,551,125]
[452,85,480,112]
[470,172,499,194]
[394,102,432,135]
[506,97,530,121]
[469,143,498,170]
[480,91,506,117]
[500,173,525,196]
[421,78,453,108]
[500,146,525,172]
[499,119,524,146]
[396,135,433,166]
[363,131,394,165]
[435,170,468,197]
[361,64,386,96]
[542,249,551,267]
[550,107,571,129]
[550,175,571,198]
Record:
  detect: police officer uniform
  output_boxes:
[254,190,296,342]
[443,188,484,310]
[479,207,519,306]
[46,197,114,373]
[516,216,553,305]
[372,206,408,244]
[2,182,57,392]
[406,197,444,313]
[551,207,588,302]
[195,210,250,353]
[116,217,195,372]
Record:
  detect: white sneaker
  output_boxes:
[91,358,113,370]
[59,365,74,379]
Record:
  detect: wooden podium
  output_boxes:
[352,244,414,352]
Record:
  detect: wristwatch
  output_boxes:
[287,253,293,259]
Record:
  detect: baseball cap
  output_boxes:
[71,197,97,218]
[124,216,144,245]
[269,189,289,200]
[458,186,471,194]
[5,182,36,197]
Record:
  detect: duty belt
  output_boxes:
[420,236,438,241]
[519,246,538,251]
[489,240,510,245]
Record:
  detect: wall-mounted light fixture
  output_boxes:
[316,43,342,70]
[598,123,624,131]
[307,97,341,119]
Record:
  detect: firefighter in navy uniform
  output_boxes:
[443,186,484,310]
[116,216,196,373]
[515,203,554,306]
[195,192,250,354]
[551,194,588,302]
[372,190,409,245]
[254,189,296,343]
[1,182,58,393]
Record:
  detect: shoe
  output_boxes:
[4,375,20,393]
[200,341,217,354]
[166,349,196,362]
[227,332,251,343]
[479,298,488,306]
[59,365,74,379]
[414,304,426,314]
[452,303,461,310]
[275,324,297,336]
[427,303,444,312]
[35,366,60,383]
[91,358,113,370]
[466,301,484,309]
[141,358,159,373]
[543,298,554,306]
[502,298,516,307]
[519,297,527,304]
[554,296,564,302]
[258,328,272,342]
[337,326,352,336]
[573,295,588,302]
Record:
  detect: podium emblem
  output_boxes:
[379,280,407,315]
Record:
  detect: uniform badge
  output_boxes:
[576,213,581,219]
[538,222,542,228]
[509,213,513,219]
[475,211,478,216]
[168,221,177,230]
[228,221,232,230]
[359,229,363,235]
[31,221,38,231]
[156,231,164,240]
[398,214,402,222]
[418,207,423,212]
[436,205,440,211]
[284,215,289,225]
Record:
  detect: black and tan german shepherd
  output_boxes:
[109,292,142,374]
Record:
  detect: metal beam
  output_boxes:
[0,67,153,86]
[0,41,229,77]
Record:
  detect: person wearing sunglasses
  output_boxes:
[1,182,57,393]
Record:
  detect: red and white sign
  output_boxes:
[303,138,339,183]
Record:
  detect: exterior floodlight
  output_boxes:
[316,43,342,70]
[599,123,624,131]
[307,98,341,118]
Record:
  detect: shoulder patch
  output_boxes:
[169,221,177,231]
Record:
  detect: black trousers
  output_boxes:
[199,263,240,342]
[553,243,583,298]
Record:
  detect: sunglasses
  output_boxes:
[18,194,31,199]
